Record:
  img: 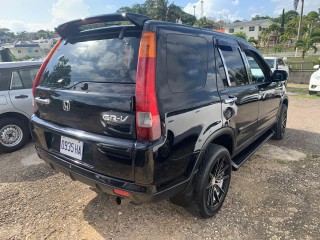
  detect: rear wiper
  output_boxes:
[118,27,126,40]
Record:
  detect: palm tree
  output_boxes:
[294,0,304,57]
[295,33,320,60]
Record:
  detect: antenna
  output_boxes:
[200,0,204,18]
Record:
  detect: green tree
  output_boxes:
[194,17,215,29]
[232,31,247,40]
[0,28,15,38]
[117,1,195,25]
[295,32,320,60]
[251,15,272,21]
[248,38,259,46]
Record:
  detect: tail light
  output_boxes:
[32,40,62,96]
[135,31,161,141]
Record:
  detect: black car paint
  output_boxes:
[31,17,288,203]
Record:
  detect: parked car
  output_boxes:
[0,61,42,152]
[264,57,290,77]
[309,65,320,95]
[30,13,288,218]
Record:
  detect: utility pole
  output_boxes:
[193,5,196,17]
[295,0,304,57]
[200,0,204,18]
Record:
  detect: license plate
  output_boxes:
[60,136,83,160]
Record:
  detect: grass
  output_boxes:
[291,94,320,100]
[286,83,320,99]
[287,87,309,94]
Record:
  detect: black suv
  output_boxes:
[31,13,288,218]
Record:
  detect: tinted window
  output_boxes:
[11,67,40,90]
[0,68,11,91]
[215,49,228,87]
[218,40,249,86]
[40,36,140,88]
[167,34,207,92]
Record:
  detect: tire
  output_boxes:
[272,104,288,140]
[309,91,316,95]
[0,118,30,153]
[193,144,232,218]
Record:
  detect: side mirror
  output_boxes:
[272,70,288,82]
[314,65,320,70]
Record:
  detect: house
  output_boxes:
[2,41,43,60]
[224,19,273,40]
[0,35,11,44]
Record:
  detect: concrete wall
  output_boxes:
[288,70,314,84]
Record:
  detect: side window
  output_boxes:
[277,59,285,66]
[11,67,40,90]
[245,50,268,83]
[218,40,249,86]
[166,34,208,92]
[215,48,228,87]
[0,68,12,91]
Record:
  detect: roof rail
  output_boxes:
[55,12,151,39]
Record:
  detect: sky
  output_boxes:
[0,0,319,33]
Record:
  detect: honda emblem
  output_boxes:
[63,100,70,111]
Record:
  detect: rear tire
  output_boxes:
[309,91,316,95]
[0,118,29,153]
[193,144,232,218]
[273,104,287,140]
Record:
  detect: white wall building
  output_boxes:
[224,19,273,40]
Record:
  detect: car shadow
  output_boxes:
[268,128,320,154]
[82,192,203,239]
[0,141,55,183]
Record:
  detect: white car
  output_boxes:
[309,65,320,95]
[0,61,42,152]
[264,57,290,77]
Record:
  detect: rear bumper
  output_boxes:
[35,146,189,203]
[30,115,191,203]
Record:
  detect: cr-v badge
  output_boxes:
[102,114,128,123]
[63,100,70,111]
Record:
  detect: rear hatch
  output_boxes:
[34,22,143,181]
[37,31,140,139]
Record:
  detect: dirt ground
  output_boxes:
[0,95,319,240]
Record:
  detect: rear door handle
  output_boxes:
[34,97,51,105]
[224,97,237,104]
[15,94,28,99]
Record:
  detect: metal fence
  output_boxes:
[287,61,317,70]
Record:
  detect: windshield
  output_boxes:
[40,36,140,88]
[265,59,275,68]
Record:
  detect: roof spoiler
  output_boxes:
[55,12,151,39]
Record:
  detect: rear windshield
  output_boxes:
[40,36,140,88]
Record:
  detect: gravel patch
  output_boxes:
[0,97,319,239]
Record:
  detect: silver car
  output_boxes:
[0,61,42,152]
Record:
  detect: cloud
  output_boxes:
[0,0,90,32]
[105,4,117,13]
[184,0,242,22]
[271,0,319,16]
[50,0,90,27]
[232,0,240,6]
[0,20,51,33]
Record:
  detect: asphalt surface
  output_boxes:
[0,95,319,239]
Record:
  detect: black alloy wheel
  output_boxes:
[194,144,232,218]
